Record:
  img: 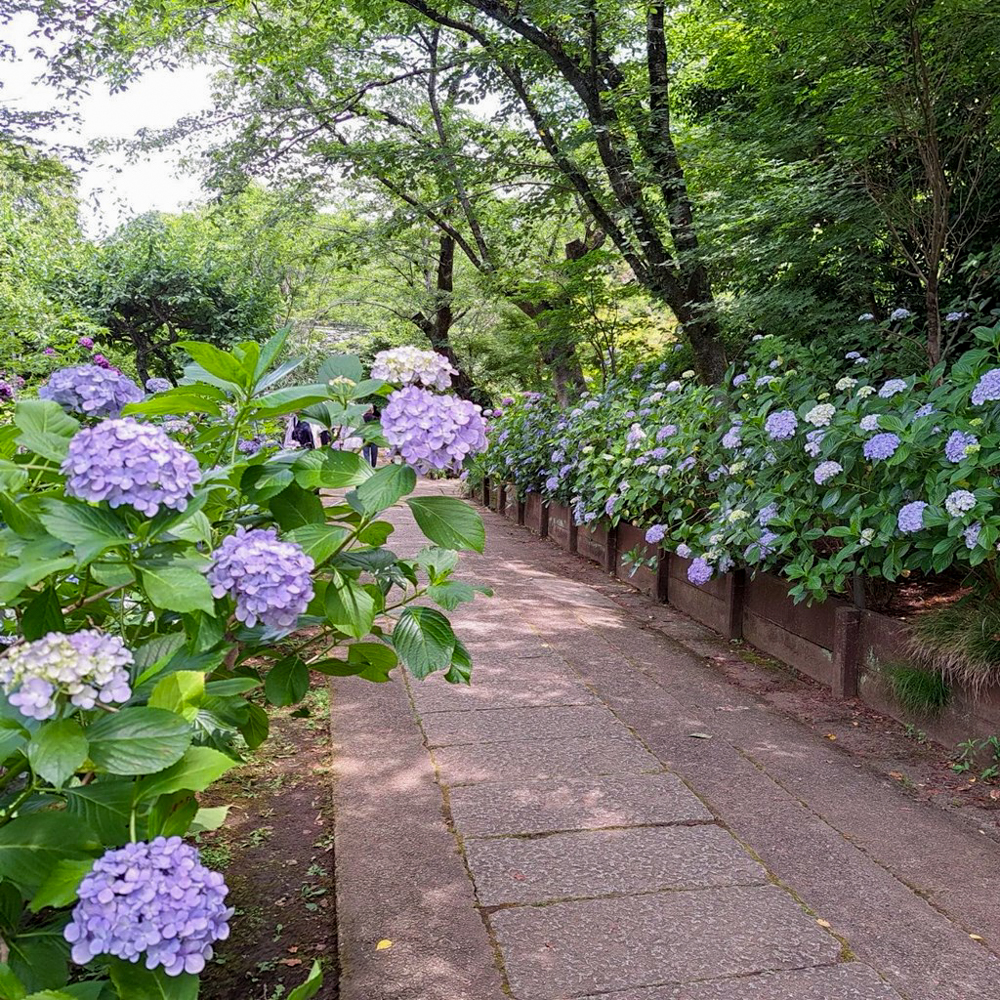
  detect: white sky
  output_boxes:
[2,12,214,236]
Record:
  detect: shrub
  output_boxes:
[0,332,488,998]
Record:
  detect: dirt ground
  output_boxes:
[198,681,338,1000]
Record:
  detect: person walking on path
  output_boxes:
[362,406,379,467]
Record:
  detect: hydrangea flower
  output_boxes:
[859,528,875,546]
[66,837,232,976]
[971,369,1000,406]
[604,494,619,517]
[381,387,487,473]
[544,475,560,492]
[878,379,907,399]
[856,386,875,398]
[207,527,314,631]
[914,403,935,419]
[675,543,692,559]
[626,423,646,449]
[78,336,94,348]
[758,503,778,526]
[0,629,132,721]
[946,311,969,322]
[755,376,775,389]
[721,425,742,449]
[39,364,143,418]
[944,430,978,464]
[583,399,600,411]
[804,429,825,458]
[744,530,778,562]
[63,419,201,516]
[805,403,835,427]
[835,377,858,391]
[370,346,456,390]
[687,557,713,586]
[677,456,696,472]
[859,414,880,432]
[656,425,677,441]
[898,501,927,533]
[768,359,781,370]
[858,314,875,322]
[944,489,976,517]
[648,447,670,461]
[144,377,172,394]
[645,524,666,544]
[764,410,797,441]
[733,373,748,387]
[814,461,843,484]
[666,380,682,392]
[845,351,862,360]
[964,522,981,550]
[889,308,912,321]
[853,356,869,365]
[863,432,901,461]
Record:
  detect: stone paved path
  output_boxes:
[331,481,1000,1000]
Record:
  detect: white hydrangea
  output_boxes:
[835,377,857,391]
[805,403,836,427]
[859,528,875,546]
[856,386,876,398]
[370,346,456,390]
[727,509,749,522]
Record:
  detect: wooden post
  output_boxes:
[605,524,619,574]
[833,607,862,698]
[655,551,670,604]
[516,497,525,526]
[724,569,746,641]
[568,517,578,554]
[482,476,490,509]
[539,502,550,538]
[497,483,506,515]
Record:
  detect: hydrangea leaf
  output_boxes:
[351,463,416,515]
[136,747,236,802]
[263,656,309,708]
[108,959,199,1000]
[27,721,88,789]
[64,781,133,847]
[87,707,192,777]
[324,571,376,638]
[0,813,99,895]
[407,496,486,553]
[287,962,323,1000]
[391,607,456,679]
[139,564,215,616]
[28,857,93,913]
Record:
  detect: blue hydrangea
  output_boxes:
[675,543,692,559]
[666,381,682,392]
[645,524,666,544]
[964,522,981,550]
[804,429,825,457]
[814,461,843,484]
[687,557,713,586]
[381,387,487,473]
[897,501,927,533]
[65,837,232,976]
[971,369,1000,406]
[678,456,696,472]
[63,419,201,516]
[764,409,798,440]
[946,311,969,322]
[944,489,976,517]
[648,447,669,461]
[863,432,901,461]
[721,425,742,449]
[758,503,778,526]
[859,414,880,432]
[733,373,748,387]
[755,376,775,389]
[878,379,907,399]
[39,365,143,418]
[583,400,600,411]
[744,529,778,562]
[0,629,132,721]
[914,404,935,419]
[144,377,172,394]
[544,475,560,492]
[857,314,875,322]
[656,425,677,441]
[604,494,619,517]
[845,351,862,359]
[890,307,912,321]
[944,430,978,464]
[207,527,314,631]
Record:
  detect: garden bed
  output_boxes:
[199,680,337,999]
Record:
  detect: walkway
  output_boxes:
[330,481,1000,1000]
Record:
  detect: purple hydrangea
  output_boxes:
[678,456,696,472]
[944,489,976,517]
[583,399,600,411]
[721,425,742,449]
[878,378,907,399]
[897,501,927,533]
[964,522,981,550]
[666,380,682,392]
[971,369,1000,406]
[93,354,112,369]
[675,543,692,559]
[804,429,825,458]
[645,524,666,544]
[207,527,314,631]
[626,423,646,448]
[845,351,862,359]
[758,503,778,526]
[890,307,912,321]
[648,447,669,461]
[38,364,143,418]
[914,403,935,419]
[66,837,232,976]
[78,336,94,349]
[656,425,677,441]
[859,414,880,432]
[545,475,560,492]
[764,409,798,441]
[380,387,487,473]
[863,432,901,461]
[755,376,775,389]
[814,461,842,484]
[145,377,172,394]
[744,529,778,562]
[733,373,748,387]
[687,557,713,586]
[63,419,201,516]
[604,494,619,517]
[946,311,969,322]
[0,629,132,721]
[944,430,978,464]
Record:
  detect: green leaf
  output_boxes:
[148,671,205,721]
[87,708,192,776]
[122,388,222,418]
[0,964,26,1000]
[38,500,131,564]
[325,572,376,638]
[146,790,198,839]
[133,632,188,677]
[27,721,87,789]
[352,464,416,514]
[253,326,292,381]
[406,497,485,552]
[269,483,326,531]
[241,463,295,503]
[287,524,348,565]
[64,781,133,846]
[108,959,198,1000]
[252,384,335,419]
[20,589,64,642]
[28,858,93,913]
[264,657,309,707]
[346,641,398,682]
[239,703,269,750]
[294,450,372,490]
[175,340,247,387]
[13,401,79,463]
[318,354,364,383]
[189,806,229,833]
[287,962,323,1000]
[357,521,394,546]
[6,918,70,994]
[0,813,98,895]
[391,607,456,679]
[0,494,43,539]
[428,580,479,611]
[136,747,237,801]
[139,564,215,615]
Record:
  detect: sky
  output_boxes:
[3,12,214,236]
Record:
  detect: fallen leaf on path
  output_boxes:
[816,919,831,928]
[376,939,393,951]
[688,732,713,740]
[279,958,303,967]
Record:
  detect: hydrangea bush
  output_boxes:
[0,331,488,998]
[480,322,1000,603]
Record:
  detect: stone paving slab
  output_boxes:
[490,884,841,1000]
[433,734,662,785]
[585,963,902,999]
[465,824,766,905]
[421,704,628,747]
[448,773,712,838]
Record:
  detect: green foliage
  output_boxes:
[880,664,951,717]
[909,597,1000,691]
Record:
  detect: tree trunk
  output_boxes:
[925,276,942,367]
